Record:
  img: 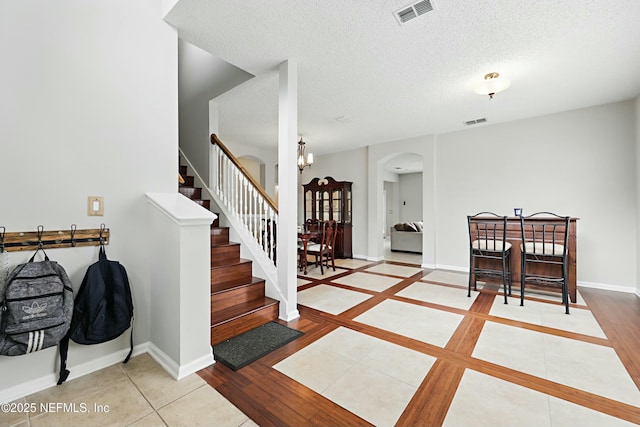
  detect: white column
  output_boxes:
[277,60,300,321]
[367,157,385,262]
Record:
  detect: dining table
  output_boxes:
[298,229,320,275]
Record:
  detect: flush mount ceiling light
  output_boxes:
[474,72,511,99]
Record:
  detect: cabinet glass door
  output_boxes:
[332,189,342,221]
[305,190,313,221]
[321,191,330,220]
[314,191,320,220]
[346,190,352,223]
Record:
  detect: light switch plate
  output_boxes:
[88,196,104,216]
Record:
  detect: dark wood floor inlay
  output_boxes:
[200,264,640,426]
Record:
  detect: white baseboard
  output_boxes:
[577,280,638,294]
[1,341,218,403]
[280,308,301,322]
[429,264,638,296]
[366,255,385,262]
[147,342,214,380]
[434,264,468,273]
[0,343,149,404]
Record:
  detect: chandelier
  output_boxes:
[297,138,313,173]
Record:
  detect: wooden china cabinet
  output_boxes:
[303,176,353,258]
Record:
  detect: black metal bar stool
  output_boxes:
[467,212,512,304]
[519,212,571,314]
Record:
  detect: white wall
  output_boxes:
[384,180,400,236]
[0,0,178,398]
[437,101,637,290]
[178,40,253,184]
[298,147,368,257]
[636,96,640,295]
[224,141,278,200]
[399,173,423,222]
[307,101,637,289]
[237,156,265,188]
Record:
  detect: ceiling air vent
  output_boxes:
[394,0,434,24]
[464,118,487,126]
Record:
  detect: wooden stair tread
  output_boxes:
[211,241,240,249]
[211,296,278,326]
[211,258,252,271]
[211,276,264,295]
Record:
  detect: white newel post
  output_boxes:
[145,193,217,379]
[277,60,300,321]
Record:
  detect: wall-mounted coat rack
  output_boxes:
[0,224,109,253]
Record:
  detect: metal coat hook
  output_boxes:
[37,225,44,249]
[99,223,106,246]
[70,224,77,247]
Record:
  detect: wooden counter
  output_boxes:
[475,217,578,303]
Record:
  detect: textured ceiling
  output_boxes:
[165,0,640,158]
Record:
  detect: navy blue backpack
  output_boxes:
[67,246,133,363]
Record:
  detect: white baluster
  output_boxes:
[228,158,233,209]
[233,166,237,218]
[264,202,270,260]
[240,174,245,227]
[209,144,279,265]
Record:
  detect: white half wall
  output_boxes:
[146,193,216,379]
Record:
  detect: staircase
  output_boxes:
[179,165,279,346]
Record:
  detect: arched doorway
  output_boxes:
[237,155,266,189]
[381,153,423,264]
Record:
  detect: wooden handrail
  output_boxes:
[211,134,278,213]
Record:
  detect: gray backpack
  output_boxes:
[0,248,74,382]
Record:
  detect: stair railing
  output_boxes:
[210,134,278,265]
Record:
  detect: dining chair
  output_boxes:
[467,212,512,304]
[305,219,321,243]
[307,220,337,274]
[520,212,571,313]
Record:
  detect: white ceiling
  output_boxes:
[166,0,640,162]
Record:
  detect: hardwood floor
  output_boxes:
[198,261,640,426]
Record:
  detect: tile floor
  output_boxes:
[275,327,437,426]
[287,260,640,426]
[2,353,257,427]
[4,257,639,427]
[383,238,422,265]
